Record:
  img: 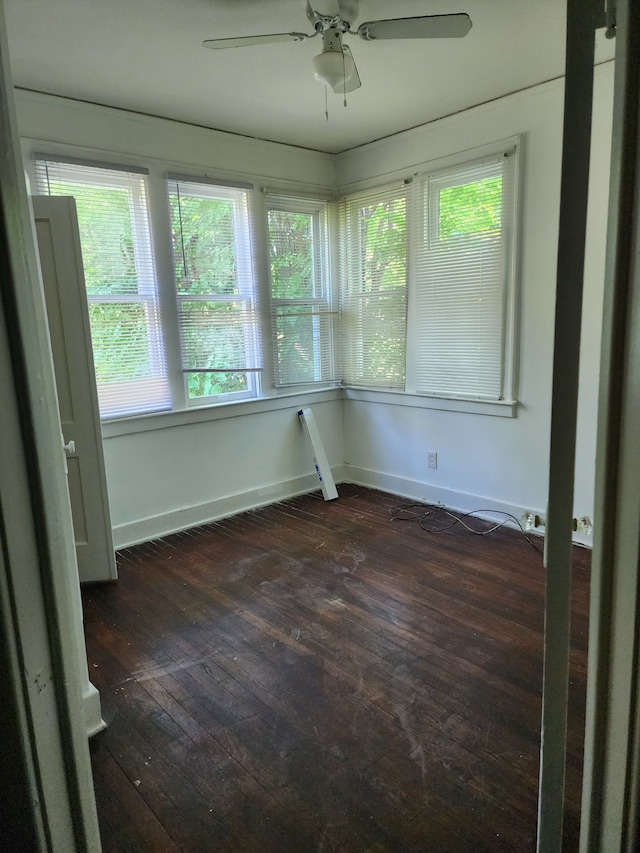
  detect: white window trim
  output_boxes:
[101,383,515,441]
[101,386,344,437]
[266,194,339,389]
[342,136,522,410]
[24,136,521,436]
[339,181,409,390]
[32,156,172,419]
[343,387,517,417]
[410,149,518,401]
[168,177,262,407]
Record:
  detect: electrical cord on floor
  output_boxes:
[389,502,543,553]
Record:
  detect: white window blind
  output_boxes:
[414,153,514,400]
[167,177,261,402]
[34,157,170,419]
[340,183,408,389]
[266,195,338,387]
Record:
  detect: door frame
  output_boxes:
[539,1,640,850]
[0,2,102,848]
[581,1,640,849]
[536,0,604,849]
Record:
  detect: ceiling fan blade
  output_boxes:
[337,0,360,25]
[357,13,472,41]
[306,1,315,24]
[203,31,314,49]
[331,45,361,93]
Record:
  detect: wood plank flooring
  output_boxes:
[82,485,590,852]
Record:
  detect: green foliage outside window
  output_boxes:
[348,176,502,387]
[183,370,248,398]
[360,198,406,291]
[47,180,154,386]
[49,165,506,406]
[180,300,249,397]
[88,304,152,382]
[351,197,407,386]
[438,176,502,240]
[49,181,139,295]
[169,194,238,296]
[169,190,250,398]
[273,306,324,385]
[268,209,323,384]
[268,210,315,299]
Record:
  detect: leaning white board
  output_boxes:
[298,407,338,501]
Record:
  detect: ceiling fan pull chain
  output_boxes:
[343,50,347,107]
[325,86,329,121]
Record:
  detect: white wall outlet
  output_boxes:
[427,451,438,469]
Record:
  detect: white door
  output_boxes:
[33,195,117,583]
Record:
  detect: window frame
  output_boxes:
[342,138,521,408]
[266,194,338,389]
[409,150,517,402]
[167,176,262,407]
[28,136,520,431]
[32,156,171,420]
[339,182,410,391]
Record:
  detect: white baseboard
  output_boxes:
[112,463,592,551]
[344,464,592,549]
[345,463,532,518]
[113,466,346,549]
[82,680,106,738]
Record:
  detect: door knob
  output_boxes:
[63,440,76,455]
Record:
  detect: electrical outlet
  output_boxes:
[427,451,437,469]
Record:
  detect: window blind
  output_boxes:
[168,177,261,401]
[266,195,338,387]
[414,154,513,400]
[340,183,408,389]
[33,158,170,419]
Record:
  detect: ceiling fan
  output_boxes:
[203,1,472,95]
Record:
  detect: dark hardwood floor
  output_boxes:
[82,485,590,852]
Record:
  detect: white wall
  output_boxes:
[16,91,344,547]
[104,395,344,546]
[15,66,614,546]
[15,90,336,189]
[336,65,614,535]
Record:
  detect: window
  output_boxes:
[33,141,517,423]
[340,145,518,402]
[168,177,261,403]
[266,195,337,387]
[34,158,170,419]
[413,152,516,400]
[339,184,408,389]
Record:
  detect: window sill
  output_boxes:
[342,387,517,418]
[101,384,516,439]
[101,387,343,438]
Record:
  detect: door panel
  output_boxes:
[66,457,89,544]
[33,195,117,583]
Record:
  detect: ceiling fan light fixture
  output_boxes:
[312,46,356,89]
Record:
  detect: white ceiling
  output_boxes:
[4,0,615,154]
